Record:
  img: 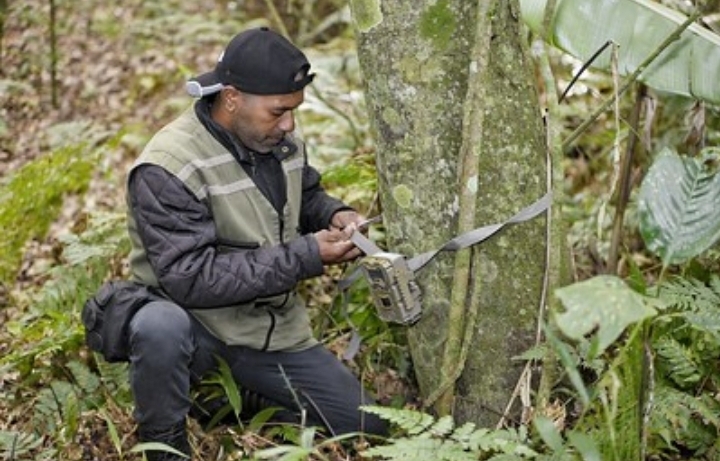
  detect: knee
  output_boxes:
[129,301,192,358]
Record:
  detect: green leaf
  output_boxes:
[101,411,122,456]
[204,356,242,421]
[567,430,601,461]
[252,445,312,461]
[543,325,590,406]
[130,442,189,458]
[247,406,281,432]
[520,0,720,104]
[554,276,657,356]
[638,148,720,266]
[533,416,564,453]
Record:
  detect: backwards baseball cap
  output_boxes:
[186,27,315,98]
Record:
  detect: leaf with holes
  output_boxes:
[554,276,656,357]
[638,147,720,266]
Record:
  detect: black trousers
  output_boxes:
[127,301,387,436]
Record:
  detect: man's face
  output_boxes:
[229,89,304,153]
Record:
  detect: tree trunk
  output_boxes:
[350,0,549,425]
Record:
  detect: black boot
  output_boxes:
[138,420,190,461]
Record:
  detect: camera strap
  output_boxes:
[338,191,552,360]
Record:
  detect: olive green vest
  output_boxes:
[126,106,316,351]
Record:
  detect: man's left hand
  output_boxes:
[330,210,365,235]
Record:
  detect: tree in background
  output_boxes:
[350,0,556,425]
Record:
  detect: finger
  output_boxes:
[344,247,363,261]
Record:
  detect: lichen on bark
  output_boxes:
[348,0,383,32]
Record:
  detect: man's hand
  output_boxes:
[315,228,362,264]
[330,210,366,232]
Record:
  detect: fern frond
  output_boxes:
[428,415,455,438]
[361,406,435,435]
[654,337,702,387]
[361,437,474,461]
[33,381,77,433]
[650,385,720,453]
[466,427,536,457]
[360,407,537,460]
[0,430,44,458]
[660,275,720,313]
[67,361,100,396]
[450,422,478,449]
[682,309,720,339]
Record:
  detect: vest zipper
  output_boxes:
[261,311,276,351]
[249,152,256,176]
[279,215,285,244]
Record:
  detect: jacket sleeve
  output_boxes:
[299,163,353,233]
[128,164,325,309]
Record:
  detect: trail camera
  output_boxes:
[359,252,422,325]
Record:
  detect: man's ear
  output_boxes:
[220,87,239,113]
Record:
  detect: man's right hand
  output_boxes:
[314,228,362,264]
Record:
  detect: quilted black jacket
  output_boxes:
[127,154,350,310]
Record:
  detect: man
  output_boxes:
[125,27,386,460]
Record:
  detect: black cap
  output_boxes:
[186,27,315,97]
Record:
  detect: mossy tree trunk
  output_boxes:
[350,0,550,425]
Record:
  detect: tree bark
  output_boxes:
[351,0,549,425]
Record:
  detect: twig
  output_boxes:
[607,84,646,274]
[559,41,613,104]
[277,364,307,428]
[308,83,362,150]
[262,0,290,38]
[49,0,59,108]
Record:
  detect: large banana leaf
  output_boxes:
[520,0,720,105]
[638,147,720,265]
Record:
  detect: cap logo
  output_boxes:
[217,51,225,63]
[293,68,307,83]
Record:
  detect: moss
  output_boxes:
[419,0,456,51]
[381,106,403,132]
[392,184,414,209]
[349,0,383,32]
[0,143,96,285]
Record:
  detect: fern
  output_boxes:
[94,359,133,407]
[658,275,720,315]
[0,211,129,372]
[362,406,435,436]
[33,381,78,433]
[649,385,720,455]
[654,336,702,387]
[646,275,720,457]
[0,430,45,459]
[0,135,100,285]
[360,406,537,460]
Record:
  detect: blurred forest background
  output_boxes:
[1,0,720,460]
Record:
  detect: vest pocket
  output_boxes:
[216,238,260,253]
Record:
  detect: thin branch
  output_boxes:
[49,0,59,108]
[262,0,290,38]
[607,84,646,274]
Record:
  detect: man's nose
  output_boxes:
[278,111,295,133]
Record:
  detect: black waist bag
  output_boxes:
[81,280,163,363]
